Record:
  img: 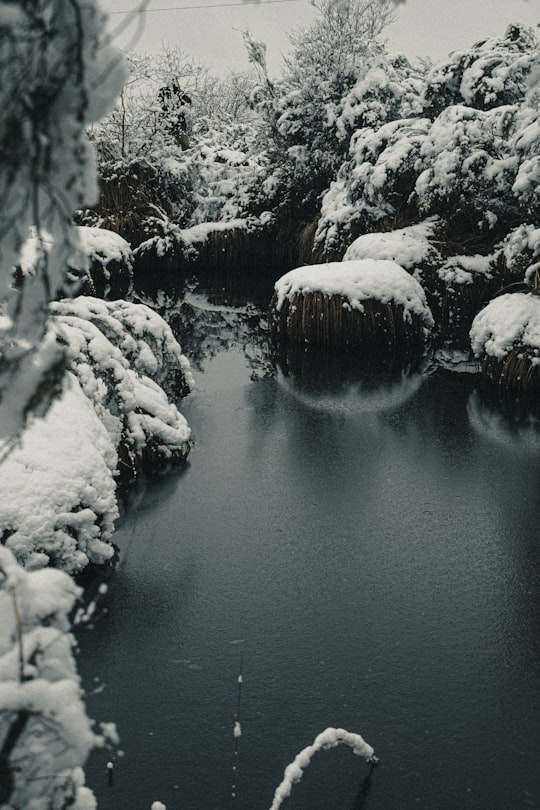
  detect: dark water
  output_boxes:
[77,296,540,810]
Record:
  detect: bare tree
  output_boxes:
[283,0,396,88]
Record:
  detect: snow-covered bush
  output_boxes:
[494,224,540,288]
[0,0,125,440]
[87,49,263,245]
[1,372,119,572]
[238,1,397,230]
[66,226,133,299]
[269,259,433,350]
[316,117,431,254]
[1,298,193,573]
[470,292,540,390]
[316,24,539,256]
[422,23,538,116]
[51,297,193,481]
[413,103,517,224]
[343,217,441,269]
[0,547,100,808]
[333,54,426,143]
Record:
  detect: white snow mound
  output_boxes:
[274,259,434,329]
[343,219,440,270]
[470,292,540,359]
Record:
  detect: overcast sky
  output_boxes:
[105,0,539,74]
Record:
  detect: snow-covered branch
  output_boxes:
[0,547,100,808]
[268,727,378,810]
[0,0,125,441]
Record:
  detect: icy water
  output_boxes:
[77,294,540,810]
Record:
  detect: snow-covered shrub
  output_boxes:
[343,218,441,270]
[51,297,193,475]
[413,103,518,225]
[316,117,431,255]
[72,226,133,299]
[417,253,500,347]
[422,23,538,117]
[510,67,540,221]
[333,54,426,143]
[269,259,433,350]
[494,224,540,289]
[83,160,177,248]
[0,0,125,440]
[0,546,100,808]
[1,298,193,573]
[276,0,390,171]
[1,372,119,572]
[237,2,398,232]
[316,24,539,255]
[470,292,540,390]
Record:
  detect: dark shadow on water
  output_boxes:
[350,763,377,810]
[272,342,428,415]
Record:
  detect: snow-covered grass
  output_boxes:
[470,292,540,390]
[470,292,540,361]
[270,259,434,350]
[273,260,433,323]
[343,218,441,269]
[1,297,193,574]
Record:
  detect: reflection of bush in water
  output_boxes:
[467,386,540,452]
[273,344,425,412]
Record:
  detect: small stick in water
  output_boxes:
[231,657,243,810]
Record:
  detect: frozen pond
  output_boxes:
[77,294,540,810]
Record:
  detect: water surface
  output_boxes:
[78,300,540,810]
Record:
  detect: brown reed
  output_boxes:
[481,346,540,392]
[268,291,427,351]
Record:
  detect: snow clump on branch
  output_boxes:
[0,0,126,440]
[0,546,102,808]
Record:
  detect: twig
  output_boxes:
[231,657,243,810]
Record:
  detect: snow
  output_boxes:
[0,2,26,26]
[76,225,133,268]
[0,547,100,809]
[274,259,434,331]
[470,293,540,359]
[0,373,118,572]
[1,297,193,574]
[316,117,431,252]
[498,224,540,282]
[437,254,493,286]
[268,727,376,810]
[343,218,440,269]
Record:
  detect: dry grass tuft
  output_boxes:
[186,227,255,271]
[88,162,172,248]
[268,291,427,352]
[480,346,540,392]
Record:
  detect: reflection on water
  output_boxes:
[77,295,540,810]
[468,388,540,454]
